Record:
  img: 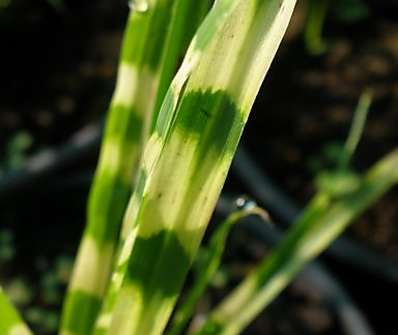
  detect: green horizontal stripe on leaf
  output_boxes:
[86,105,143,243]
[127,91,243,253]
[175,90,243,157]
[151,0,214,130]
[122,1,174,69]
[103,105,143,145]
[125,230,191,297]
[155,89,243,156]
[107,229,192,333]
[160,90,243,203]
[61,291,101,335]
[86,171,131,242]
[153,0,246,141]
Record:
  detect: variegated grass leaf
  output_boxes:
[61,1,212,334]
[105,1,296,334]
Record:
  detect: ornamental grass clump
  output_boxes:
[1,1,397,335]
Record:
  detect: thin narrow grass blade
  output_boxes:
[197,149,398,335]
[107,1,297,334]
[167,207,267,335]
[60,1,211,334]
[339,89,373,169]
[304,0,329,55]
[0,287,32,335]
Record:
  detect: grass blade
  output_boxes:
[304,0,329,55]
[89,1,213,334]
[167,206,268,335]
[149,0,214,135]
[197,149,398,335]
[106,1,296,334]
[339,89,373,170]
[0,287,32,335]
[61,1,212,334]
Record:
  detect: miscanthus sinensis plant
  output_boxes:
[1,1,397,335]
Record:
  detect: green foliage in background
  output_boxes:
[334,0,369,22]
[304,0,370,54]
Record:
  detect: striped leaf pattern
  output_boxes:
[60,1,212,334]
[103,1,297,334]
